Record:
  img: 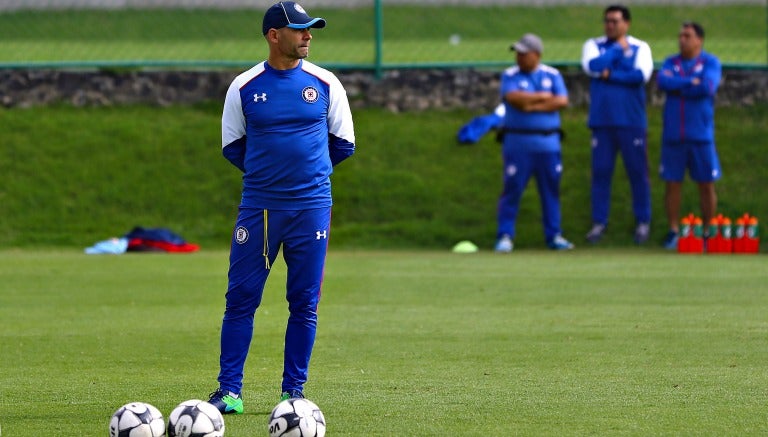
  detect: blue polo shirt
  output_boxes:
[500,63,567,153]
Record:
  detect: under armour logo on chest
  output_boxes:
[253,92,267,103]
[316,230,327,240]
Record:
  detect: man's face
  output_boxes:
[603,10,629,40]
[678,25,702,58]
[275,27,313,60]
[516,51,540,73]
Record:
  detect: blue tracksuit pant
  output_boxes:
[497,147,563,242]
[590,127,651,225]
[218,207,331,395]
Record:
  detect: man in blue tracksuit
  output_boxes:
[581,4,654,244]
[208,1,355,414]
[494,33,574,253]
[657,22,722,249]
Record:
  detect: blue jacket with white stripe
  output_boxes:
[657,51,721,143]
[581,35,654,129]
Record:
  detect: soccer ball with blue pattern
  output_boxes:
[268,398,326,437]
[109,402,165,437]
[167,399,225,437]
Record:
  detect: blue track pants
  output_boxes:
[497,147,563,242]
[218,207,331,395]
[590,127,651,225]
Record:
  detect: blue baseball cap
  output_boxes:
[262,2,326,35]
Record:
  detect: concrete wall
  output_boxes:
[1,68,765,111]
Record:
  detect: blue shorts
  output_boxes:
[660,140,721,183]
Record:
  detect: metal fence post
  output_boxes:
[374,0,383,79]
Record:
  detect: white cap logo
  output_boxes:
[294,4,306,14]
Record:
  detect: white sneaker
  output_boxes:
[494,235,513,253]
[548,234,575,250]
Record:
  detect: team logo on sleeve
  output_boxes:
[235,226,249,244]
[302,86,319,103]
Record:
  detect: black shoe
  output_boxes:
[662,230,678,250]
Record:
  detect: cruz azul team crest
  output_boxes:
[235,226,249,244]
[302,86,319,103]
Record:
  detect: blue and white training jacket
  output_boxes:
[581,35,653,129]
[657,51,721,143]
[221,59,356,210]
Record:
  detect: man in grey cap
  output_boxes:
[511,33,543,54]
[209,1,356,414]
[494,33,574,252]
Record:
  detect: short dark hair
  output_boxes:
[682,21,705,39]
[605,4,631,21]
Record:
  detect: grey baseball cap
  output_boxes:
[510,33,543,54]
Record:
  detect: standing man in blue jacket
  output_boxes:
[581,4,654,244]
[495,33,574,253]
[657,22,722,249]
[209,1,356,414]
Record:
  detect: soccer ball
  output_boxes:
[109,402,165,437]
[167,399,225,437]
[268,398,326,437]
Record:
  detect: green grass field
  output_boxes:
[0,5,765,67]
[0,249,766,435]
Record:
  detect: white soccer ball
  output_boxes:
[268,398,326,437]
[167,399,225,437]
[109,402,165,437]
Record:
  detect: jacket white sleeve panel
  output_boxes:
[581,38,602,77]
[300,61,355,145]
[327,75,355,145]
[632,38,654,83]
[221,80,245,149]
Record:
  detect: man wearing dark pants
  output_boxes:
[581,4,654,244]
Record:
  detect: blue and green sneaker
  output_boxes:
[280,390,305,402]
[208,388,244,415]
